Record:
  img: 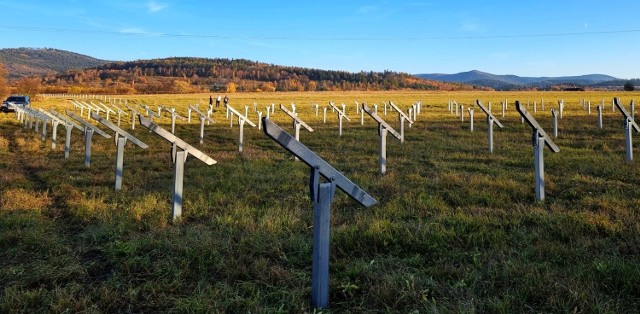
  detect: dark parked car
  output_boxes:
[1,95,31,112]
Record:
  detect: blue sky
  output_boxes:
[1,1,639,78]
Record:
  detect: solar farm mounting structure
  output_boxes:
[2,91,640,313]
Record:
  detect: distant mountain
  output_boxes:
[0,47,110,79]
[416,70,619,90]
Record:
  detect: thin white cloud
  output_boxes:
[119,27,162,36]
[147,0,168,13]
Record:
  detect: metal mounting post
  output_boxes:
[309,166,336,309]
[84,128,94,167]
[199,116,205,144]
[598,105,603,129]
[139,115,215,221]
[323,107,327,124]
[238,117,245,152]
[552,109,558,138]
[40,117,47,141]
[64,123,73,158]
[51,121,59,149]
[379,125,388,174]
[114,136,127,190]
[294,122,301,161]
[516,101,560,202]
[625,117,633,162]
[399,115,405,143]
[172,149,186,220]
[534,132,545,201]
[488,116,494,153]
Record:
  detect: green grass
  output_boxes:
[1,91,640,312]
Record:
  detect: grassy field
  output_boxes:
[1,91,639,312]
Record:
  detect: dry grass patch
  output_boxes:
[1,188,52,211]
[14,137,42,152]
[0,136,9,150]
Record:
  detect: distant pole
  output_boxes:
[323,107,327,124]
[597,105,603,129]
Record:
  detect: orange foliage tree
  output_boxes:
[0,63,8,98]
[14,77,41,98]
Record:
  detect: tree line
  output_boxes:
[32,57,477,94]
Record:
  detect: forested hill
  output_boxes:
[0,48,109,79]
[45,57,480,93]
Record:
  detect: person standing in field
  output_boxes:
[209,95,213,107]
[216,95,221,107]
[224,95,229,106]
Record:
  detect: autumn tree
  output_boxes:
[15,77,41,98]
[0,63,8,98]
[307,80,317,91]
[226,82,237,93]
